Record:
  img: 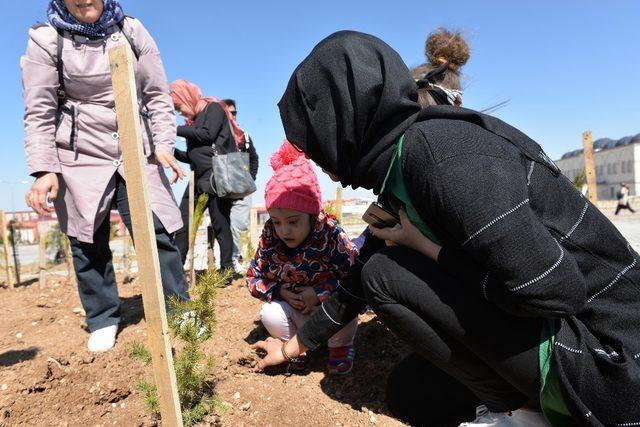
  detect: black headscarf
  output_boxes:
[278,31,560,193]
[278,31,421,192]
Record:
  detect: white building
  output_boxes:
[554,134,640,200]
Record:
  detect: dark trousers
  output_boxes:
[361,246,542,413]
[68,174,189,332]
[615,203,635,214]
[175,187,233,269]
[386,352,480,426]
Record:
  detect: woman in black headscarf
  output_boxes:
[251,31,640,426]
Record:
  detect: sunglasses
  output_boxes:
[230,110,237,116]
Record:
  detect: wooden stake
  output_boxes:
[38,221,47,289]
[109,44,183,427]
[188,171,195,284]
[249,207,259,246]
[121,232,132,283]
[582,131,598,205]
[9,222,20,286]
[64,236,76,287]
[0,211,14,288]
[336,187,343,224]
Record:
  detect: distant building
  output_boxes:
[5,210,126,244]
[554,134,640,200]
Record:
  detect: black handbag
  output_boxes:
[206,104,256,199]
[209,146,256,199]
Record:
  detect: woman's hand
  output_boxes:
[26,173,58,215]
[250,335,309,372]
[155,150,185,184]
[280,284,306,311]
[369,209,442,261]
[297,286,320,314]
[250,337,286,371]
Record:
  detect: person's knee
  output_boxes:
[361,250,396,307]
[260,301,287,327]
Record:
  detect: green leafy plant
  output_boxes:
[190,193,210,248]
[44,224,62,252]
[240,231,255,269]
[129,340,152,366]
[323,200,338,219]
[132,268,230,426]
[573,168,586,190]
[135,379,160,414]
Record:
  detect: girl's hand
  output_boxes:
[155,150,185,184]
[297,286,320,314]
[280,285,306,311]
[26,172,58,215]
[369,209,442,262]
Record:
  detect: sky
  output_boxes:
[0,0,638,211]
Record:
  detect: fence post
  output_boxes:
[64,236,76,287]
[188,171,196,284]
[336,187,343,224]
[0,211,14,288]
[249,207,259,245]
[124,232,133,283]
[9,221,20,286]
[582,131,598,205]
[109,43,183,427]
[38,221,47,289]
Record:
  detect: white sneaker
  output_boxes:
[87,324,118,353]
[177,310,209,339]
[232,258,244,275]
[510,408,551,427]
[460,406,550,427]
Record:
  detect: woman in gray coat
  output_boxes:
[21,0,189,352]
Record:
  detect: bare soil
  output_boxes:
[0,273,410,426]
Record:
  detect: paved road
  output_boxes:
[609,216,640,252]
[11,214,640,266]
[11,240,127,266]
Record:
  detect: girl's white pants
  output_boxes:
[260,300,358,348]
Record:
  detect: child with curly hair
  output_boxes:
[247,141,359,374]
[412,28,470,107]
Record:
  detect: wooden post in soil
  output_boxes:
[122,232,132,283]
[249,207,259,247]
[109,44,183,427]
[64,237,76,287]
[582,131,598,205]
[8,222,20,286]
[38,221,47,289]
[188,171,196,285]
[0,211,14,288]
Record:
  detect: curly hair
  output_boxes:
[411,28,470,107]
[425,28,470,74]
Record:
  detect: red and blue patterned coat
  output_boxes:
[246,212,358,302]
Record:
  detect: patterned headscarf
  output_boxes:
[47,0,125,38]
[170,79,247,147]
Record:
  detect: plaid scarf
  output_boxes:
[47,0,124,37]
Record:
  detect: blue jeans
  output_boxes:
[68,174,189,332]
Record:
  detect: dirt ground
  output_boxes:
[0,273,411,426]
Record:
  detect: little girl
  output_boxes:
[247,141,359,374]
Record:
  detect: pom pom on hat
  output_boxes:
[270,140,304,170]
[265,140,322,215]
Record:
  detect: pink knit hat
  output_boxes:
[265,140,322,215]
